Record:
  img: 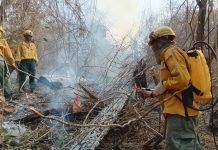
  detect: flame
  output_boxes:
[70,96,82,113]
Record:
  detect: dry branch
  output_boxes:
[79,83,98,100]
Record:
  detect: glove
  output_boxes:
[15,61,20,66]
[153,82,166,96]
[8,65,15,74]
[0,43,5,50]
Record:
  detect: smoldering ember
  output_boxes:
[0,0,218,150]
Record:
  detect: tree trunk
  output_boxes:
[196,0,207,41]
[65,95,128,150]
[0,0,12,26]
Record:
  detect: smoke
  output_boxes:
[30,1,136,148]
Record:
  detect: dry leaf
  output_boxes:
[0,96,15,114]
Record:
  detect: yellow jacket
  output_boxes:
[16,41,38,62]
[160,44,199,117]
[0,39,15,66]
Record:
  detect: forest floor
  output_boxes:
[0,82,218,150]
[98,96,218,150]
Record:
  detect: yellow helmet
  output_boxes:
[23,30,33,37]
[148,26,176,45]
[0,26,5,34]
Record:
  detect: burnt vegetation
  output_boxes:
[0,0,217,150]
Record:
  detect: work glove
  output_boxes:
[138,82,166,98]
[153,82,166,96]
[15,61,20,66]
[0,43,5,50]
[8,65,15,74]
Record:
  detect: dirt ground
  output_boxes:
[98,97,218,150]
[1,83,218,149]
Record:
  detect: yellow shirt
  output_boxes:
[16,41,38,62]
[160,44,199,117]
[0,39,15,66]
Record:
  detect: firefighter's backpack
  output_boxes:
[186,48,212,101]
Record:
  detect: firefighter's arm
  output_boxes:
[15,43,21,63]
[162,50,191,90]
[34,44,39,62]
[3,41,15,67]
[139,82,166,98]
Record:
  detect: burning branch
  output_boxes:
[29,88,183,127]
[29,100,163,128]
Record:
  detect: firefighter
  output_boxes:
[16,30,38,93]
[139,26,200,150]
[0,26,15,100]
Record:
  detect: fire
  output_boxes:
[70,96,82,113]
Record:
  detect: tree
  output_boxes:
[196,0,207,41]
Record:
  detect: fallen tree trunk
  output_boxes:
[63,95,128,150]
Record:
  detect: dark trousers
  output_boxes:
[0,56,13,99]
[19,59,36,91]
[166,114,200,150]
